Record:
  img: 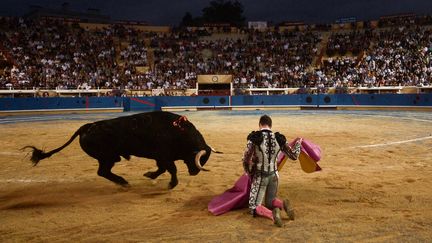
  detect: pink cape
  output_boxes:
[208,138,322,216]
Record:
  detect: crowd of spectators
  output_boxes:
[151,29,320,89]
[1,17,118,89]
[318,26,432,88]
[0,18,159,91]
[359,26,432,87]
[326,30,372,56]
[119,39,148,66]
[0,16,431,92]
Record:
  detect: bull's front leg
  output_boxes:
[144,160,166,179]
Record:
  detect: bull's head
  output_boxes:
[176,116,222,175]
[188,145,211,175]
[188,146,223,175]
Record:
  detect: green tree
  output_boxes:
[202,0,245,26]
[179,0,245,27]
[180,12,194,27]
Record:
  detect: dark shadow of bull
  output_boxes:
[23,111,221,189]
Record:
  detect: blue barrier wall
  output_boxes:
[0,97,123,111]
[231,94,432,107]
[332,94,431,106]
[231,94,306,106]
[127,96,230,111]
[0,94,431,112]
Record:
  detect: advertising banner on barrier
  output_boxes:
[197,75,232,84]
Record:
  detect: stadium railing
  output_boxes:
[0,86,431,98]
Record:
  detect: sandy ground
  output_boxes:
[0,111,431,242]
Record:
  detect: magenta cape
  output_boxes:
[208,138,322,216]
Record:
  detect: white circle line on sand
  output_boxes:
[0,151,23,156]
[0,178,77,183]
[368,115,432,123]
[0,117,66,124]
[352,136,432,148]
[344,114,432,123]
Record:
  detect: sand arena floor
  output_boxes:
[0,110,431,242]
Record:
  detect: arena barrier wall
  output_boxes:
[329,93,431,107]
[0,97,124,113]
[230,94,431,109]
[126,96,231,111]
[0,94,431,113]
[161,94,432,111]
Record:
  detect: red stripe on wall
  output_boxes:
[130,97,156,107]
[350,95,359,106]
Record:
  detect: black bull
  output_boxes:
[24,111,220,189]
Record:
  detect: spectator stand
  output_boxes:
[0,88,114,98]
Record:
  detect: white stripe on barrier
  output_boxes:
[352,136,432,148]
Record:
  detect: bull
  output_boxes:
[24,111,219,189]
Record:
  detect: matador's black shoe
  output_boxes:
[283,199,295,220]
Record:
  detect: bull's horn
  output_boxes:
[195,150,210,171]
[210,146,223,154]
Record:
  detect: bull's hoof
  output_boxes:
[112,175,130,187]
[119,182,130,188]
[117,183,130,191]
[168,180,178,189]
[116,179,130,188]
[144,171,158,179]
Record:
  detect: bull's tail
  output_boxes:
[23,123,92,166]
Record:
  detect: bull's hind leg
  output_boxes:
[97,160,129,187]
[144,160,166,179]
[166,162,178,189]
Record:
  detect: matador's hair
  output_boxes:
[259,115,272,128]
